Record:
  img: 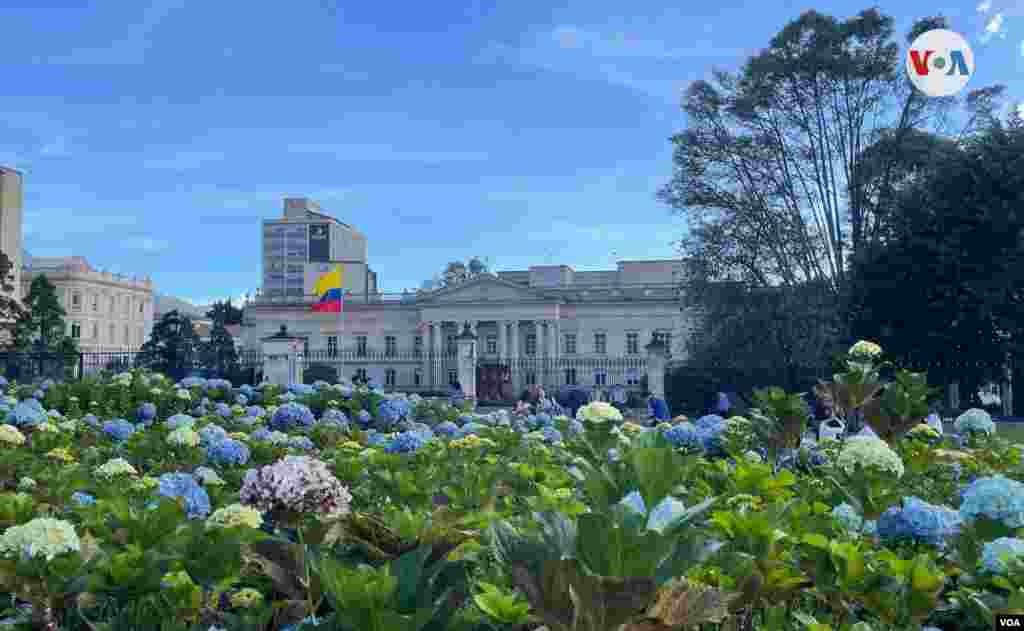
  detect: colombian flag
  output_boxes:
[312,265,344,313]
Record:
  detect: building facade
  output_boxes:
[262,197,378,300]
[22,256,155,351]
[243,198,692,398]
[0,167,23,294]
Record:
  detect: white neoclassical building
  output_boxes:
[241,198,690,400]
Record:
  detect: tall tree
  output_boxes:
[14,275,76,352]
[0,250,26,347]
[420,257,491,291]
[206,299,243,326]
[847,119,1024,409]
[137,310,201,380]
[200,320,239,377]
[659,10,997,298]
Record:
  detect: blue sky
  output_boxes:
[0,0,1020,304]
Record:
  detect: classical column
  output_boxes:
[497,320,507,360]
[431,322,443,388]
[510,320,521,395]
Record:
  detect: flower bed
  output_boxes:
[1,351,1023,631]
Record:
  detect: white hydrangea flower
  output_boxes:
[954,408,996,436]
[193,466,225,486]
[206,503,263,530]
[835,435,904,478]
[95,458,138,480]
[576,401,624,424]
[0,424,25,446]
[35,422,59,434]
[58,420,79,432]
[176,388,191,401]
[167,426,200,448]
[0,517,80,562]
[849,340,882,357]
[16,477,36,491]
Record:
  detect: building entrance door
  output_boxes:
[476,362,512,402]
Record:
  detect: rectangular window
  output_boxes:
[486,335,497,354]
[109,296,116,315]
[594,332,607,355]
[124,325,129,345]
[626,367,640,386]
[525,372,536,386]
[413,335,423,357]
[594,369,607,386]
[564,334,577,355]
[385,336,397,356]
[124,297,130,316]
[448,370,458,387]
[565,368,577,386]
[657,331,673,357]
[354,367,368,382]
[139,301,144,314]
[92,294,99,311]
[109,324,115,343]
[626,332,639,355]
[414,369,422,386]
[327,336,338,357]
[92,323,98,339]
[446,335,456,355]
[525,334,537,356]
[356,336,367,357]
[71,322,81,339]
[385,369,396,387]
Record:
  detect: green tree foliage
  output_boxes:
[14,275,76,353]
[137,310,201,380]
[847,121,1024,411]
[419,257,490,291]
[0,250,26,347]
[205,299,243,326]
[200,320,239,377]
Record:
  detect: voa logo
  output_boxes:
[906,28,974,97]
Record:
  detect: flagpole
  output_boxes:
[337,264,344,384]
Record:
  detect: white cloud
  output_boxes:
[978,0,993,11]
[982,13,1006,43]
[122,236,169,253]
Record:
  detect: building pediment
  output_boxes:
[420,274,551,303]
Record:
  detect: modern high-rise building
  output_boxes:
[0,167,23,294]
[261,198,377,299]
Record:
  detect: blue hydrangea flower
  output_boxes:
[960,476,1024,529]
[541,426,563,444]
[366,432,389,447]
[565,419,584,437]
[137,402,157,423]
[246,405,265,418]
[214,402,232,418]
[694,415,727,455]
[269,403,315,431]
[457,422,486,437]
[664,423,701,449]
[102,419,136,442]
[535,413,553,428]
[981,537,1024,575]
[207,379,232,391]
[319,408,349,426]
[239,384,255,398]
[199,424,228,447]
[157,472,211,519]
[179,377,207,389]
[71,491,96,507]
[0,376,8,387]
[165,414,195,430]
[385,430,428,454]
[279,392,297,403]
[251,428,272,442]
[236,394,249,406]
[32,389,44,400]
[376,399,411,426]
[82,414,100,428]
[356,409,372,429]
[831,503,876,535]
[289,436,314,450]
[435,421,459,437]
[206,438,250,466]
[6,400,46,427]
[877,497,962,546]
[289,383,315,396]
